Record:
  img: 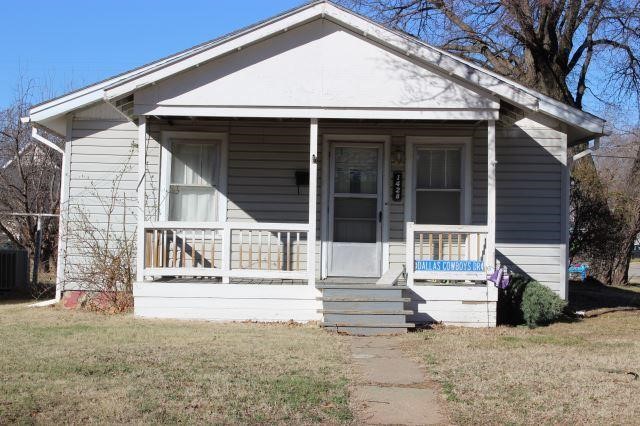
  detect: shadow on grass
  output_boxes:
[0,283,55,305]
[0,290,37,305]
[569,279,640,312]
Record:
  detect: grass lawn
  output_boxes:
[0,304,353,424]
[401,282,640,425]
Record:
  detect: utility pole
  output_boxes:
[32,216,42,286]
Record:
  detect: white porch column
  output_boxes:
[307,118,318,286]
[487,119,497,271]
[136,116,147,283]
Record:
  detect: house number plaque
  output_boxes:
[392,171,402,202]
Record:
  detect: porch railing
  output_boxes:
[406,223,489,282]
[143,221,310,281]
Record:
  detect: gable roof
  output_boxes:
[27,0,605,141]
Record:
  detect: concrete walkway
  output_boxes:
[349,337,449,425]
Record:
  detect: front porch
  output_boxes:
[134,117,498,328]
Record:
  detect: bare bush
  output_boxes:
[64,159,136,313]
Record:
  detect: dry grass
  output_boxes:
[403,308,640,424]
[0,304,353,424]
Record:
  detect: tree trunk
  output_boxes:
[524,48,575,105]
[609,235,634,286]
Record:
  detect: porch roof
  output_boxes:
[26,0,605,143]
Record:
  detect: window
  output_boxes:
[168,140,220,222]
[415,147,463,225]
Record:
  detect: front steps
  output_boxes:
[317,284,415,335]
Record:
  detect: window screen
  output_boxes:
[415,147,463,224]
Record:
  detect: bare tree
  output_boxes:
[571,129,640,284]
[341,0,640,109]
[0,84,62,275]
[342,0,640,285]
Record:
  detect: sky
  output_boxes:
[0,0,303,107]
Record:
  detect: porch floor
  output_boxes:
[151,277,392,286]
[149,276,484,286]
[153,277,307,285]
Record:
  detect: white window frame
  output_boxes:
[159,131,228,222]
[405,136,472,225]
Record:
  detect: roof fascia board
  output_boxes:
[537,98,604,134]
[29,51,200,121]
[417,33,606,130]
[104,4,325,100]
[30,91,104,122]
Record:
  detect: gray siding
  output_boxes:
[62,103,160,289]
[496,116,566,294]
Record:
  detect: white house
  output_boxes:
[25,1,605,333]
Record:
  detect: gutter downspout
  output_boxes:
[30,125,66,303]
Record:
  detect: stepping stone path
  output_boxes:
[349,337,449,425]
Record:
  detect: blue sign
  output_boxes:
[415,260,485,272]
[568,263,589,281]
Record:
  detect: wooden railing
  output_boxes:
[406,223,489,283]
[143,221,310,281]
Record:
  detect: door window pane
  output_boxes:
[334,147,378,194]
[415,192,460,224]
[333,198,376,243]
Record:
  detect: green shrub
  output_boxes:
[521,280,567,328]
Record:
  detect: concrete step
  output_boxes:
[318,297,411,302]
[321,300,409,311]
[316,284,406,289]
[323,312,409,325]
[320,287,405,299]
[318,284,415,335]
[321,322,415,336]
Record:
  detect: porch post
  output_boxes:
[307,118,318,286]
[136,115,147,283]
[487,119,496,271]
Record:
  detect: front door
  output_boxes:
[329,144,383,277]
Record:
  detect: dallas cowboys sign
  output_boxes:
[415,260,485,272]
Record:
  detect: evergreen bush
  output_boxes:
[520,280,567,328]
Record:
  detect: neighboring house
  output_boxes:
[25,1,605,332]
